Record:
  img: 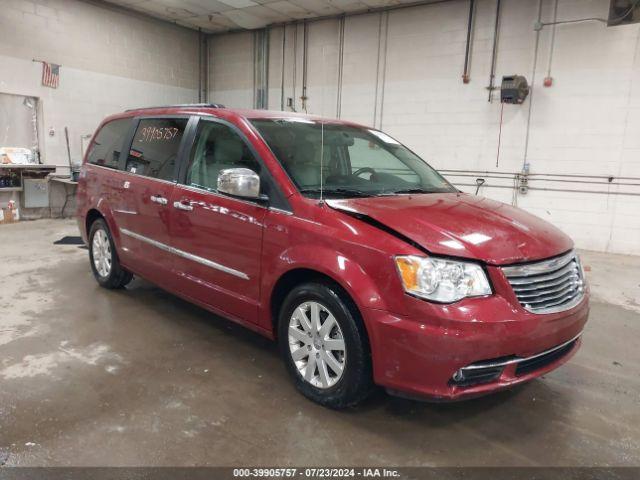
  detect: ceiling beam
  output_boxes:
[206,0,458,37]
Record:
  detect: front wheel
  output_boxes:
[278,282,373,408]
[88,218,133,289]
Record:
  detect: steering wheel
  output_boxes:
[353,167,376,178]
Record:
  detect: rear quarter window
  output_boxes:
[86,118,131,169]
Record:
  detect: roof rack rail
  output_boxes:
[125,103,226,112]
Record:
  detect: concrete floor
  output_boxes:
[1,219,639,467]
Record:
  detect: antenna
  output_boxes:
[319,122,324,205]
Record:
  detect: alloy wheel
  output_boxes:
[92,229,112,278]
[288,301,346,389]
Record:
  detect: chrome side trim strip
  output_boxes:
[86,163,178,186]
[268,206,294,216]
[113,209,138,215]
[120,228,249,280]
[178,183,269,210]
[461,331,583,371]
[118,168,178,186]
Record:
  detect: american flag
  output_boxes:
[41,61,60,88]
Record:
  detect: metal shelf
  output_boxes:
[0,187,23,192]
[0,164,55,169]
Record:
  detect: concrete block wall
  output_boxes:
[0,0,200,172]
[207,0,640,256]
[209,31,255,109]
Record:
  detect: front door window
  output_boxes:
[186,121,261,192]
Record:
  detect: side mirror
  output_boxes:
[217,168,261,200]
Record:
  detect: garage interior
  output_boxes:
[1,0,639,470]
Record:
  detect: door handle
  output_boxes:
[173,200,194,211]
[150,195,168,205]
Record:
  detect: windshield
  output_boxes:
[250,119,456,198]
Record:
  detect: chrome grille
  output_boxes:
[502,251,585,314]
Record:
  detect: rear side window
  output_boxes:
[125,118,188,181]
[87,118,131,169]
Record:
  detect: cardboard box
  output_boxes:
[0,208,19,224]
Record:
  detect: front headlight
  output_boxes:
[395,255,491,303]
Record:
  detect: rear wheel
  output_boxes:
[88,219,132,289]
[278,282,373,408]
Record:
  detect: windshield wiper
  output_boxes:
[299,188,377,198]
[390,188,435,195]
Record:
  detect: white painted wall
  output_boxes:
[209,32,255,109]
[207,0,640,256]
[0,0,200,172]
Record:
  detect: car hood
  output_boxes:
[326,193,573,265]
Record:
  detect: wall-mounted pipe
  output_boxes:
[281,25,286,111]
[301,20,309,112]
[253,28,269,109]
[253,31,258,107]
[198,28,208,102]
[336,15,345,118]
[372,12,384,127]
[264,27,270,108]
[522,0,543,168]
[292,25,297,111]
[545,0,559,83]
[441,167,640,196]
[378,12,390,130]
[440,169,640,182]
[462,0,475,84]
[487,0,501,102]
[206,34,212,101]
[444,173,640,187]
[451,184,640,197]
[198,27,202,102]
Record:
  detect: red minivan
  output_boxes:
[76,104,589,408]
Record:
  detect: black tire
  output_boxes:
[278,281,374,408]
[88,218,133,289]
